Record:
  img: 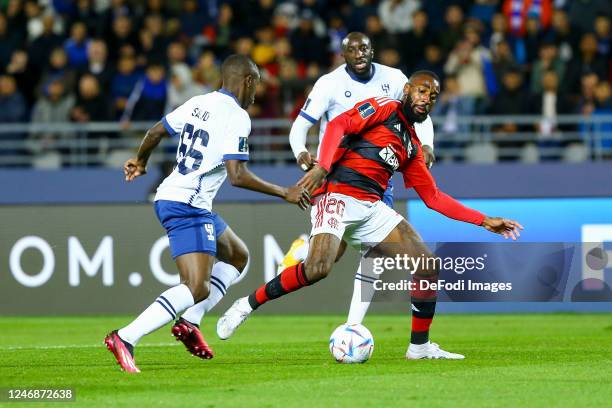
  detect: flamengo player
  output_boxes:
[282,32,437,326]
[103,55,309,373]
[218,71,523,359]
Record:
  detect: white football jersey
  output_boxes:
[298,63,433,151]
[154,89,250,210]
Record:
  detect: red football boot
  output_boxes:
[104,330,140,373]
[171,318,214,359]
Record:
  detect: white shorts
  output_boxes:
[310,192,403,250]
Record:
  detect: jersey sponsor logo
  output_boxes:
[345,91,352,97]
[303,98,311,111]
[238,137,249,153]
[379,145,399,170]
[357,102,376,119]
[381,83,390,94]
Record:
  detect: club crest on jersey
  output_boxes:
[379,145,399,170]
[357,102,376,119]
[238,137,248,153]
[381,83,390,94]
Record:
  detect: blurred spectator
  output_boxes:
[68,0,100,37]
[502,0,552,37]
[252,26,276,67]
[548,9,580,62]
[64,21,90,68]
[192,51,222,90]
[567,0,610,34]
[432,74,476,135]
[365,14,398,56]
[594,81,612,110]
[121,63,167,122]
[179,0,206,39]
[378,0,421,34]
[438,4,465,55]
[564,33,609,96]
[469,0,499,25]
[344,0,377,32]
[530,41,565,94]
[30,79,75,153]
[492,40,517,90]
[0,12,20,68]
[107,15,138,63]
[207,3,235,54]
[577,72,600,115]
[39,48,77,100]
[523,14,548,64]
[414,43,445,81]
[111,55,140,117]
[70,74,112,123]
[166,64,207,113]
[528,70,573,135]
[378,48,402,69]
[5,0,26,46]
[0,75,27,123]
[138,14,168,64]
[5,49,39,108]
[78,39,114,91]
[444,38,488,102]
[0,74,28,161]
[594,15,610,58]
[24,0,45,42]
[290,11,329,66]
[400,10,432,72]
[489,68,529,134]
[327,13,348,56]
[167,41,188,66]
[28,14,63,69]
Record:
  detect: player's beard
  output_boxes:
[403,96,428,124]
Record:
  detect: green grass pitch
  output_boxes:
[0,314,610,407]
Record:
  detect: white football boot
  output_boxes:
[406,341,465,360]
[216,297,253,340]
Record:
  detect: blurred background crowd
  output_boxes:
[0,0,610,166]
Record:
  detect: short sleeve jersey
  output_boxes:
[154,89,250,210]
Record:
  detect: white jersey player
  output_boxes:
[104,55,309,373]
[283,32,437,327]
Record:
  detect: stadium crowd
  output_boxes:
[0,0,610,164]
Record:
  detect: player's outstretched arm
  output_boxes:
[124,121,167,182]
[481,217,524,240]
[226,160,310,210]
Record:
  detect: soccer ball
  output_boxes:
[329,324,374,363]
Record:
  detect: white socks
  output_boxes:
[346,264,376,325]
[118,284,194,346]
[181,262,241,326]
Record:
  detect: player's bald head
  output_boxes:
[408,70,440,85]
[341,32,371,51]
[221,54,259,83]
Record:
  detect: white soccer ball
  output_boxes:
[329,324,374,363]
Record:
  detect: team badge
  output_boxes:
[238,137,249,153]
[357,102,376,119]
[345,91,352,97]
[381,83,390,94]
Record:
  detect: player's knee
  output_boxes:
[304,258,332,282]
[185,280,210,302]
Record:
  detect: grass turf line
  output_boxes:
[0,314,610,408]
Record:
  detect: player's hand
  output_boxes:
[481,217,524,240]
[297,164,328,193]
[123,158,147,182]
[297,151,317,172]
[422,145,436,169]
[284,185,311,210]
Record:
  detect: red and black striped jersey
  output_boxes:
[315,96,485,226]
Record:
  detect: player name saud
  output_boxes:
[373,279,513,292]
